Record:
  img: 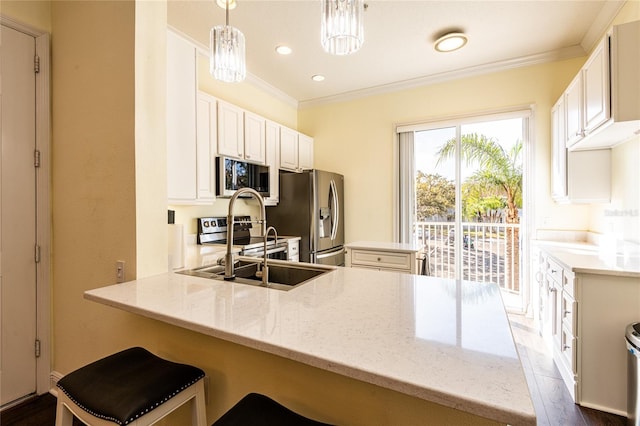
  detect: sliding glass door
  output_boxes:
[400,113,528,311]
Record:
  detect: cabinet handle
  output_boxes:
[246,154,251,159]
[549,287,557,293]
[563,344,571,351]
[550,269,557,274]
[377,257,381,262]
[563,310,571,317]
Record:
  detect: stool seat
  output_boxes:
[56,347,206,426]
[212,393,332,426]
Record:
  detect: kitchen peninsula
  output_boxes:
[85,265,535,425]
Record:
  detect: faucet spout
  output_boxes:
[260,226,278,286]
[224,187,266,280]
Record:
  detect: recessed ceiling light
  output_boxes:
[434,32,468,52]
[216,0,237,10]
[311,75,325,82]
[275,45,292,55]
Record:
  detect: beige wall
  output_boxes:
[299,58,594,242]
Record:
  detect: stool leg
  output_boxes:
[55,394,74,426]
[192,379,207,426]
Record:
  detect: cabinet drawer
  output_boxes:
[350,249,412,271]
[546,257,563,284]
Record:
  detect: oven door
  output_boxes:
[242,244,288,260]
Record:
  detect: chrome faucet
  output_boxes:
[224,187,266,280]
[259,226,278,286]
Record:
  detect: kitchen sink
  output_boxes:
[177,259,334,291]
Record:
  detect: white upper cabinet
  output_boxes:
[565,20,640,151]
[551,95,611,204]
[582,38,609,134]
[196,92,218,201]
[298,133,314,170]
[244,111,266,164]
[217,100,244,159]
[279,126,299,171]
[167,30,198,204]
[279,126,314,172]
[264,120,280,206]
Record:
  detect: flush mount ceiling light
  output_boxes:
[321,0,365,55]
[311,74,325,82]
[275,45,292,55]
[210,0,246,82]
[216,0,236,9]
[434,32,468,52]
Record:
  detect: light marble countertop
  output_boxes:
[85,266,535,425]
[533,240,639,277]
[345,240,423,253]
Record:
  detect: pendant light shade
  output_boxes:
[321,0,364,55]
[210,2,246,82]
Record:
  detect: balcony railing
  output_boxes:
[415,221,521,293]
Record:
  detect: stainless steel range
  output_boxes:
[197,216,288,259]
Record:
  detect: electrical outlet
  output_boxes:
[116,260,125,283]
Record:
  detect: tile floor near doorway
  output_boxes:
[508,313,626,425]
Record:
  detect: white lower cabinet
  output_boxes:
[535,247,640,416]
[286,238,299,262]
[345,242,420,274]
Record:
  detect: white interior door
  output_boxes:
[0,24,38,406]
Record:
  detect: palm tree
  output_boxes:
[437,133,523,291]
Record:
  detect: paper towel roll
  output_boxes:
[168,224,184,270]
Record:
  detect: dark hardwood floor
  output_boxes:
[1,315,629,425]
[0,393,81,426]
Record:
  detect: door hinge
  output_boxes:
[34,149,41,168]
[35,245,41,263]
[34,54,40,74]
[35,339,41,358]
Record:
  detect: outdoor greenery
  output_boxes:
[415,133,523,224]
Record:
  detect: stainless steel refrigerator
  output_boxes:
[267,170,344,266]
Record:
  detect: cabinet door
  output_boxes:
[196,93,217,201]
[565,73,583,148]
[583,38,610,134]
[298,133,314,171]
[167,30,197,202]
[279,126,299,171]
[217,100,244,159]
[244,111,266,164]
[551,98,567,201]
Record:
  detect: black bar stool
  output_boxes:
[212,393,332,426]
[55,347,207,426]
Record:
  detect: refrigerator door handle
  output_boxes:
[315,247,345,260]
[330,179,339,241]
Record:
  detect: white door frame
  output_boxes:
[1,15,51,400]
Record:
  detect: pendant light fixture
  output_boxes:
[321,0,365,55]
[210,0,246,82]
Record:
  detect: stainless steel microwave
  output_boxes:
[216,156,270,198]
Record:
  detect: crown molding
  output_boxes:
[580,0,625,53]
[298,45,587,109]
